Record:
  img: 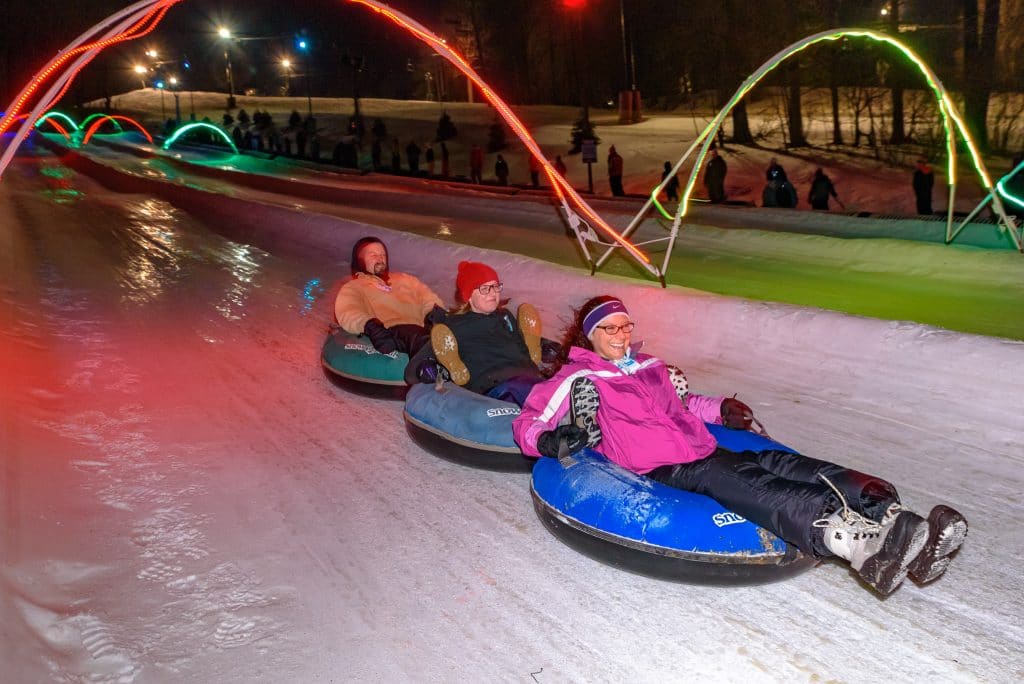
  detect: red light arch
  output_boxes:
[81,115,153,145]
[0,0,658,278]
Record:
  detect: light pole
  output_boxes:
[133,64,148,90]
[561,0,590,133]
[618,0,639,123]
[281,58,292,96]
[343,52,364,137]
[155,79,167,122]
[296,37,313,119]
[169,76,181,124]
[218,27,236,109]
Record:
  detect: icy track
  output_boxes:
[1,149,1023,683]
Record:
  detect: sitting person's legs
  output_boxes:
[485,373,544,407]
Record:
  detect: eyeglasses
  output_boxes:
[594,322,635,335]
[477,282,503,295]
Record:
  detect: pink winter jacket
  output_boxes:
[513,347,725,474]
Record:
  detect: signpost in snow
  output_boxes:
[581,139,597,193]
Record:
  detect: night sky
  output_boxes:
[1,0,451,105]
[1,0,976,115]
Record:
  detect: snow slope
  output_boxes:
[38,134,1024,340]
[2,144,1023,682]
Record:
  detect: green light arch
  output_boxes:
[637,28,1015,255]
[162,122,239,154]
[996,159,1024,209]
[34,111,79,131]
[81,112,123,133]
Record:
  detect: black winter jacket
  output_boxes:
[446,307,541,394]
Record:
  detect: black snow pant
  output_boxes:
[647,448,900,558]
[388,324,431,358]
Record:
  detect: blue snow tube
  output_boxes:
[531,424,816,584]
[321,326,408,399]
[403,382,535,472]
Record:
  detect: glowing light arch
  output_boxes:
[996,160,1024,209]
[81,115,153,144]
[81,112,124,133]
[41,119,71,139]
[12,111,72,139]
[34,111,80,132]
[344,0,654,273]
[0,0,181,179]
[162,122,238,153]
[0,0,658,279]
[594,28,1022,276]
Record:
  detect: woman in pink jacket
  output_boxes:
[513,296,967,596]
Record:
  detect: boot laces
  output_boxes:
[812,474,883,539]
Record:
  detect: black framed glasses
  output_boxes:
[477,282,503,295]
[595,322,635,335]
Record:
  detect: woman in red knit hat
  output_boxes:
[426,261,545,407]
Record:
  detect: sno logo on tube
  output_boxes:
[344,343,399,358]
[486,407,521,417]
[712,512,747,527]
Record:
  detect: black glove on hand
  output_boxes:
[537,424,589,459]
[721,397,754,430]
[363,318,397,354]
[424,304,447,327]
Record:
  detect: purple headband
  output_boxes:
[582,299,630,338]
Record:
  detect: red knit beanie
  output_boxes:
[456,261,499,302]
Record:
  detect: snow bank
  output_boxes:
[158,180,1024,454]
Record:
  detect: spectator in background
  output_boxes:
[808,168,839,210]
[391,138,401,173]
[371,137,382,170]
[607,145,625,196]
[495,154,510,186]
[406,140,421,175]
[529,154,542,188]
[704,148,727,203]
[913,158,935,215]
[662,162,680,202]
[763,157,797,208]
[766,157,788,183]
[441,142,451,178]
[425,143,436,176]
[470,144,484,184]
[554,155,567,178]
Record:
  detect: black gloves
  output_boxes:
[415,360,450,384]
[424,304,447,327]
[363,318,397,354]
[721,397,754,430]
[537,424,589,459]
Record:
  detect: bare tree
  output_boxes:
[887,0,907,144]
[962,0,1001,150]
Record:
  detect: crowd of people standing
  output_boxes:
[213,111,963,215]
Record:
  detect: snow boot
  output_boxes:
[666,365,690,404]
[569,377,602,449]
[431,324,469,386]
[906,505,968,584]
[517,303,543,366]
[817,504,929,596]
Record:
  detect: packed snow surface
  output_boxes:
[2,145,1023,682]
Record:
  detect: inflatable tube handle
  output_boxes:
[557,438,577,468]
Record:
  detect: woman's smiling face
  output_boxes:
[590,313,632,361]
